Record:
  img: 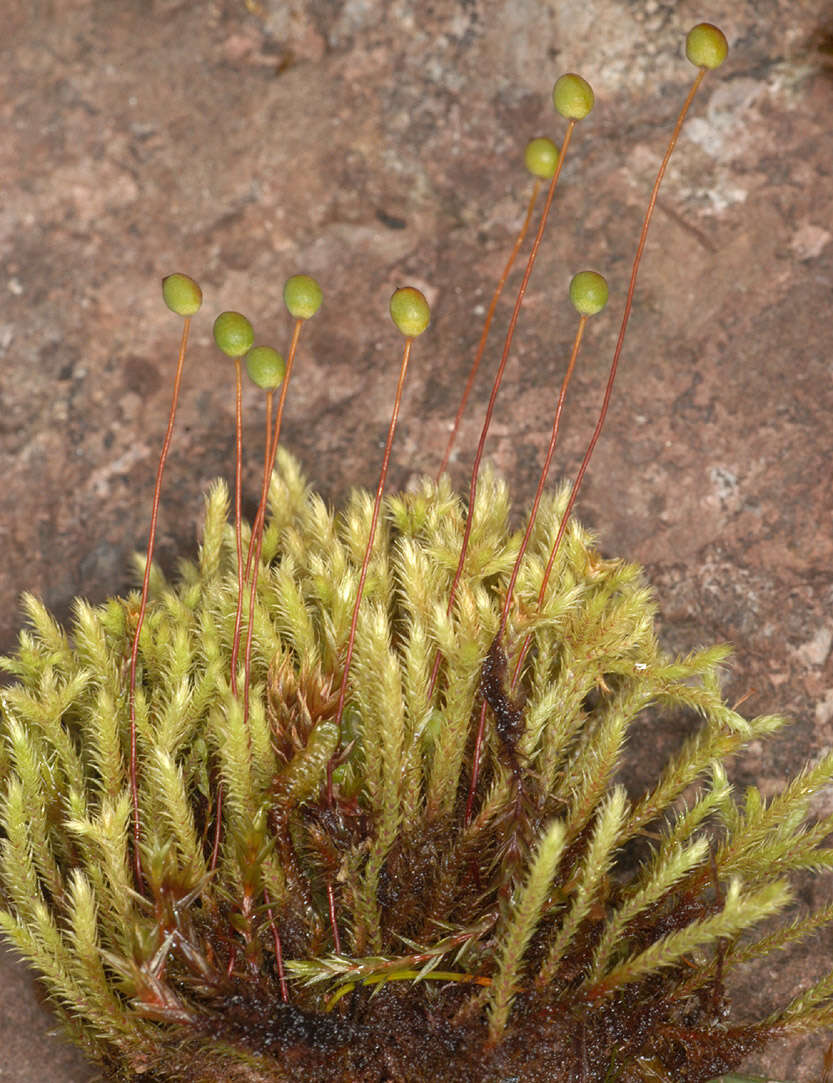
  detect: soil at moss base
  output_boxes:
[126,981,765,1083]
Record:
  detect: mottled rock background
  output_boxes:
[1,1,831,1079]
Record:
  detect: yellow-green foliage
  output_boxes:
[1,450,833,1082]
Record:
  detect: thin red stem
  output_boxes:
[464,699,490,826]
[437,178,542,480]
[213,322,303,873]
[247,388,274,586]
[264,887,288,1001]
[241,322,301,725]
[510,68,708,694]
[210,356,246,873]
[327,337,414,803]
[237,391,273,727]
[229,358,245,696]
[244,319,303,582]
[464,315,587,823]
[499,315,586,641]
[210,783,222,872]
[128,315,191,886]
[327,881,342,955]
[427,119,577,701]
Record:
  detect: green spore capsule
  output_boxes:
[245,346,286,391]
[685,23,729,69]
[569,270,608,316]
[213,311,254,358]
[284,274,323,320]
[161,273,202,317]
[552,73,595,120]
[524,137,559,179]
[389,287,431,338]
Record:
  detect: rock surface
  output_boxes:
[1,1,831,1079]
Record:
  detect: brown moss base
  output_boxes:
[120,982,767,1083]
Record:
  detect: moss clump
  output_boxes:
[2,452,833,1081]
[2,19,831,1083]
